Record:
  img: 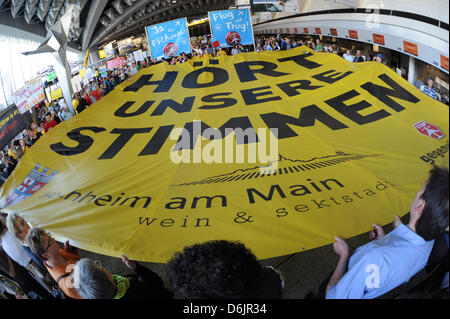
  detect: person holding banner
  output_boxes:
[325,166,449,299]
[74,256,174,299]
[192,51,201,61]
[203,49,212,58]
[273,40,281,51]
[217,47,227,57]
[239,44,249,53]
[169,57,177,65]
[168,240,284,299]
[26,227,82,299]
[178,53,188,63]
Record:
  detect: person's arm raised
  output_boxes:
[326,236,350,293]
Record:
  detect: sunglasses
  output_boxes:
[44,236,53,252]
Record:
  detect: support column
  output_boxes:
[89,46,100,66]
[408,55,417,86]
[51,52,75,115]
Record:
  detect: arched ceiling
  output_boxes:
[0,0,236,51]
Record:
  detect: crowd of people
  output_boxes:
[0,166,448,299]
[255,35,378,61]
[255,35,441,101]
[0,95,78,187]
[0,36,448,300]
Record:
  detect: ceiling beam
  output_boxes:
[80,0,109,51]
[90,0,235,49]
[0,10,47,38]
[89,0,157,49]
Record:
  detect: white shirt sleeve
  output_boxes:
[1,231,32,267]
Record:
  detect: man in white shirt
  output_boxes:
[1,228,32,268]
[343,49,354,62]
[326,166,449,299]
[130,62,138,76]
[231,45,240,55]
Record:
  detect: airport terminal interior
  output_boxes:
[0,0,448,305]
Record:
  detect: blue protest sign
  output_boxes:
[208,9,254,48]
[99,66,107,78]
[145,18,191,60]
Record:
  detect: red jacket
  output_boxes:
[84,94,92,105]
[92,89,102,102]
[44,120,58,132]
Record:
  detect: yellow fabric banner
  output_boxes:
[0,47,448,262]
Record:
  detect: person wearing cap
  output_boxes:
[373,53,384,63]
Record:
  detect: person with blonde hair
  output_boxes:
[26,227,81,299]
[1,218,54,298]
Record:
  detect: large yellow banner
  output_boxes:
[0,47,448,262]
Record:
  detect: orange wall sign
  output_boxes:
[315,28,322,34]
[294,28,299,33]
[303,27,309,33]
[330,28,338,36]
[373,33,385,45]
[349,30,358,39]
[441,55,449,71]
[403,41,418,56]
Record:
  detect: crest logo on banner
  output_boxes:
[145,18,192,61]
[0,164,58,208]
[208,9,255,48]
[414,121,445,140]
